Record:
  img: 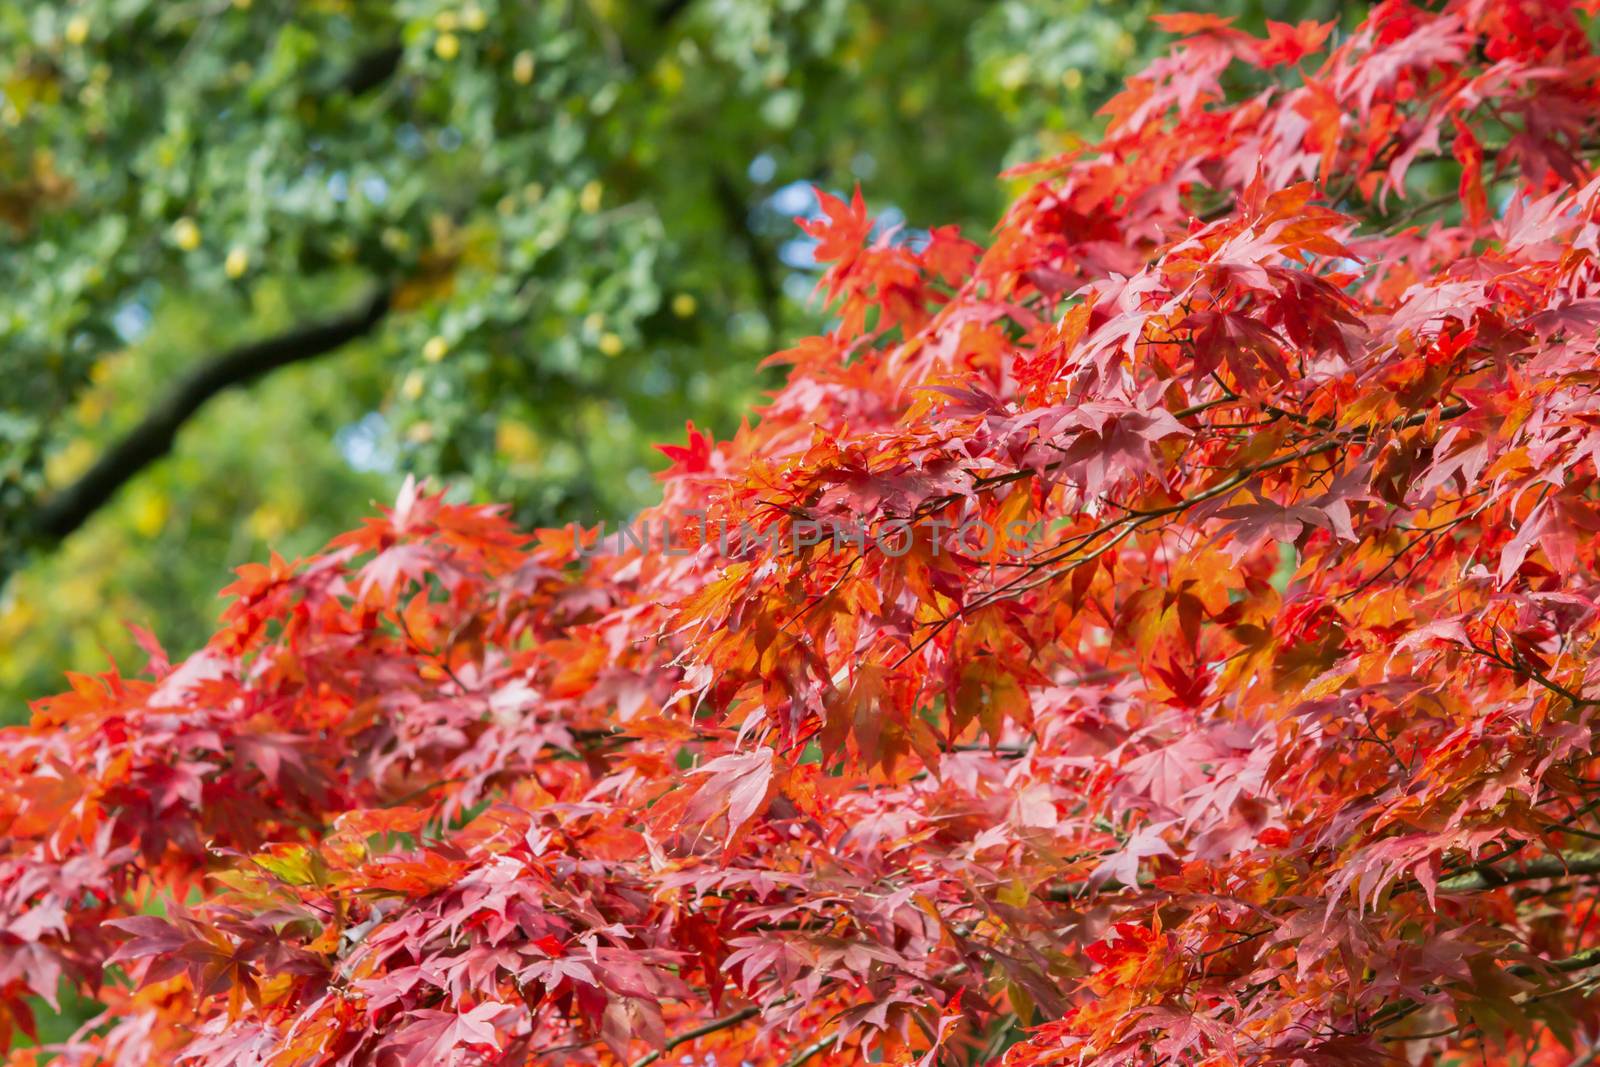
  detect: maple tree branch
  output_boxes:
[896,397,1477,666]
[1367,139,1600,232]
[1438,849,1600,893]
[31,288,391,545]
[1463,636,1597,708]
[1334,505,1482,604]
[982,1016,1023,1063]
[394,609,478,696]
[1394,798,1600,894]
[928,395,1240,509]
[1546,824,1600,843]
[628,1004,761,1067]
[1198,927,1273,961]
[1045,847,1600,905]
[1379,190,1459,233]
[1570,1041,1600,1067]
[1363,945,1600,1037]
[781,1032,839,1067]
[1043,877,1130,902]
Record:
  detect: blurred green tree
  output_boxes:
[0,0,1342,715]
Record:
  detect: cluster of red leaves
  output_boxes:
[12,2,1600,1064]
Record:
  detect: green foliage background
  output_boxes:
[0,0,1344,722]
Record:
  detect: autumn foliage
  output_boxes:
[13,1,1600,1063]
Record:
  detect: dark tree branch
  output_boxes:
[654,0,696,26]
[32,288,391,544]
[712,169,781,340]
[339,44,404,97]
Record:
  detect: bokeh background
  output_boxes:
[0,0,1355,719]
